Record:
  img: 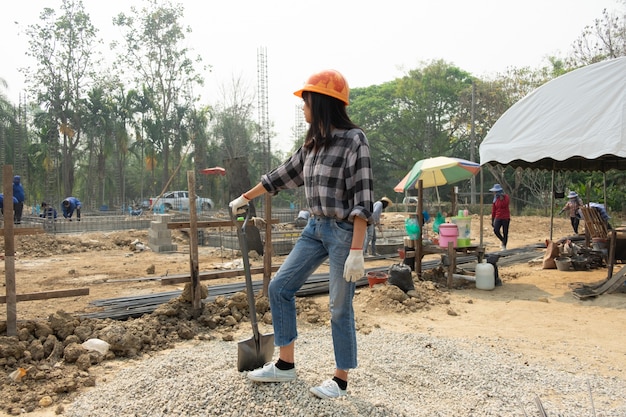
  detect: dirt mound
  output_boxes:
[1,265,448,415]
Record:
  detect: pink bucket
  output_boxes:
[438,223,459,248]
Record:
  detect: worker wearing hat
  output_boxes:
[559,191,583,234]
[229,69,373,399]
[489,183,510,250]
[364,197,393,256]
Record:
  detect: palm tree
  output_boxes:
[0,78,17,168]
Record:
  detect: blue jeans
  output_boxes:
[268,216,357,370]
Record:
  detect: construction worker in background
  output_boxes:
[559,191,584,234]
[62,197,82,221]
[13,175,25,224]
[40,202,58,219]
[490,183,511,251]
[364,197,392,256]
[0,194,18,217]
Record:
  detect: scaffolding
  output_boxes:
[257,47,271,172]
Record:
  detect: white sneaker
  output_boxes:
[500,244,506,251]
[310,379,347,399]
[247,362,296,382]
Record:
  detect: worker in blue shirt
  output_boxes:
[61,197,82,221]
[40,202,58,219]
[13,175,25,224]
[0,194,18,217]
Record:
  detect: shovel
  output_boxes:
[231,207,275,372]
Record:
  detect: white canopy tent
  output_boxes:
[480,56,626,172]
[479,56,626,242]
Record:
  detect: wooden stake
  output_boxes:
[4,165,16,336]
[187,171,202,314]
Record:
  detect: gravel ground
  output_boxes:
[66,326,626,417]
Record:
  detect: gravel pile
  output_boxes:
[66,327,626,417]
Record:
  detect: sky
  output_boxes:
[1,0,622,153]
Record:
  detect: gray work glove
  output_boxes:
[343,249,365,282]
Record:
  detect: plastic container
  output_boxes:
[367,271,388,288]
[451,216,472,239]
[457,238,471,247]
[475,260,495,290]
[554,256,571,271]
[438,223,459,248]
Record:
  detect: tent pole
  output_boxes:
[602,172,609,213]
[550,170,555,241]
[433,172,441,210]
[479,167,484,247]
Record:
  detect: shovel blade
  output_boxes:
[237,333,275,372]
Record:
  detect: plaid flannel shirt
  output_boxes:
[261,128,374,224]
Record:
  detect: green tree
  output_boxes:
[350,61,473,200]
[23,0,100,198]
[0,79,16,168]
[113,0,205,191]
[209,76,264,203]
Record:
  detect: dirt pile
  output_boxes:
[4,230,191,258]
[1,271,446,415]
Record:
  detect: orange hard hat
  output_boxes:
[293,69,350,105]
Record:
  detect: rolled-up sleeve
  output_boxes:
[347,132,374,223]
[261,147,306,195]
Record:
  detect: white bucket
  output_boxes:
[475,261,495,290]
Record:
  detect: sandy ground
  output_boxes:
[1,214,625,416]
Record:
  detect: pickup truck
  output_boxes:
[149,191,214,211]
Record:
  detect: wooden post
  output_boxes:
[187,171,202,313]
[608,229,617,280]
[4,165,16,336]
[263,193,272,297]
[415,179,424,278]
[447,241,456,288]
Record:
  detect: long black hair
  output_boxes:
[302,91,360,151]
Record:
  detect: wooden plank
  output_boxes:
[167,219,279,230]
[160,265,281,285]
[168,220,234,229]
[572,265,626,299]
[0,288,89,304]
[0,227,45,236]
[580,206,608,239]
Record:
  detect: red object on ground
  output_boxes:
[367,271,388,288]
